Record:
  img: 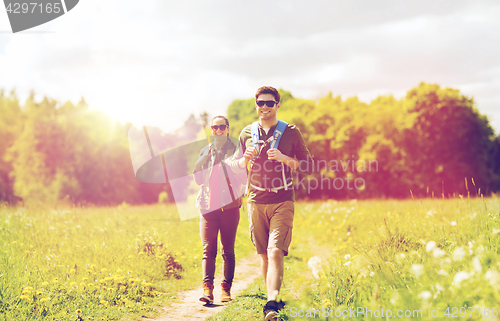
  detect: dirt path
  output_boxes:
[143,253,260,321]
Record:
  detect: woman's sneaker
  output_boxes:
[263,300,285,321]
[199,282,214,305]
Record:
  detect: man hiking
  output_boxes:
[229,86,313,320]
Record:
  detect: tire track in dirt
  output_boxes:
[143,253,260,321]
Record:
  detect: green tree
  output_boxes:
[402,83,497,197]
[0,90,24,203]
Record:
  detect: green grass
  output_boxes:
[211,196,500,320]
[3,197,500,320]
[0,203,253,321]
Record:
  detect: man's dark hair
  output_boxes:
[255,86,280,103]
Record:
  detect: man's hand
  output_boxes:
[239,147,258,168]
[267,148,299,170]
[244,147,258,161]
[267,148,285,162]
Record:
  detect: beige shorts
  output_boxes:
[247,201,294,256]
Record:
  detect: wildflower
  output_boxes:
[20,295,30,301]
[418,291,432,301]
[24,286,33,291]
[344,254,351,260]
[40,298,49,303]
[437,269,448,276]
[344,261,352,266]
[80,282,86,288]
[432,248,445,258]
[36,290,42,295]
[70,269,76,274]
[473,257,482,273]
[101,268,107,273]
[76,309,82,314]
[369,271,375,277]
[425,241,436,252]
[399,253,405,259]
[451,221,457,226]
[452,247,466,262]
[323,299,331,307]
[411,264,424,279]
[307,256,323,279]
[452,271,470,286]
[485,269,500,288]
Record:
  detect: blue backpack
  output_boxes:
[251,120,287,152]
[249,120,291,192]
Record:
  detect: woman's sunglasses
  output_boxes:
[256,100,277,108]
[211,125,228,131]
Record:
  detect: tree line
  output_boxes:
[0,83,499,205]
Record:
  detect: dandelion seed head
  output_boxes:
[412,264,424,279]
[452,271,470,286]
[426,241,436,252]
[452,247,466,262]
[418,291,432,301]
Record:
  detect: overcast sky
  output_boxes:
[1,0,499,134]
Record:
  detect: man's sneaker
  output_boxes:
[263,300,285,321]
[199,282,214,305]
[220,281,232,302]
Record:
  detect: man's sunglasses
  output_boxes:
[211,125,228,131]
[256,100,277,108]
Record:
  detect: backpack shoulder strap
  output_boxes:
[270,120,287,149]
[251,121,260,152]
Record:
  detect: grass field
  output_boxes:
[212,196,500,320]
[0,203,253,321]
[1,196,499,320]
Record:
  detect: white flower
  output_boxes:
[485,269,500,288]
[452,247,465,262]
[399,253,406,259]
[418,291,432,301]
[437,269,448,276]
[426,241,436,252]
[412,264,424,279]
[452,271,470,286]
[344,254,351,260]
[307,256,323,279]
[432,248,445,258]
[369,271,375,277]
[473,257,482,273]
[344,261,352,266]
[450,221,457,226]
